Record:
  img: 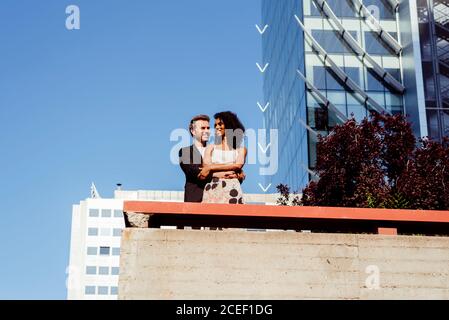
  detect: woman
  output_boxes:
[201,111,247,204]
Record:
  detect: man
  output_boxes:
[179,114,244,202]
[179,114,211,202]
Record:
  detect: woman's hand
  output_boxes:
[212,171,230,179]
[237,171,246,183]
[213,171,238,179]
[198,165,211,180]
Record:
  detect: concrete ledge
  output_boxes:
[118,228,449,300]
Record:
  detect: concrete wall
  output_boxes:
[118,229,449,299]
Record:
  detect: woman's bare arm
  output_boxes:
[203,145,238,173]
[198,145,214,180]
[203,148,247,172]
[199,145,236,179]
[202,145,214,165]
[198,146,246,179]
[207,147,247,172]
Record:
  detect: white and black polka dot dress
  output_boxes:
[201,147,245,204]
[202,177,244,204]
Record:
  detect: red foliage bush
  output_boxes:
[282,113,449,210]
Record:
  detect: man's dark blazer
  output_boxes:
[179,145,208,202]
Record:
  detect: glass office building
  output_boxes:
[417,0,449,141]
[262,0,430,191]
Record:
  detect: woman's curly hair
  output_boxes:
[214,111,245,149]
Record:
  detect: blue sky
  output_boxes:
[0,0,264,299]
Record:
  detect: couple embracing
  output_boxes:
[179,112,247,204]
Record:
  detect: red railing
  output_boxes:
[123,201,449,236]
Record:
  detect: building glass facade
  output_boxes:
[417,0,449,141]
[262,0,428,191]
[262,0,309,191]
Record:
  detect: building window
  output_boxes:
[444,110,449,137]
[100,228,111,236]
[113,228,122,237]
[366,69,384,91]
[110,287,118,295]
[87,247,97,255]
[364,32,397,56]
[114,210,122,218]
[427,109,440,140]
[348,104,368,122]
[101,209,112,218]
[111,267,120,275]
[326,68,345,91]
[313,66,349,91]
[386,68,401,83]
[88,228,98,236]
[99,246,110,256]
[314,108,329,131]
[112,247,120,256]
[99,266,109,275]
[313,66,326,90]
[86,266,96,275]
[310,0,356,18]
[89,209,99,217]
[85,286,96,295]
[332,0,356,18]
[311,30,357,54]
[345,67,361,87]
[98,286,108,295]
[385,92,403,112]
[310,0,322,17]
[363,0,396,20]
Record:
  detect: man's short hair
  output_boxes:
[189,114,210,136]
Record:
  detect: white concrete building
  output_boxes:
[67,187,279,300]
